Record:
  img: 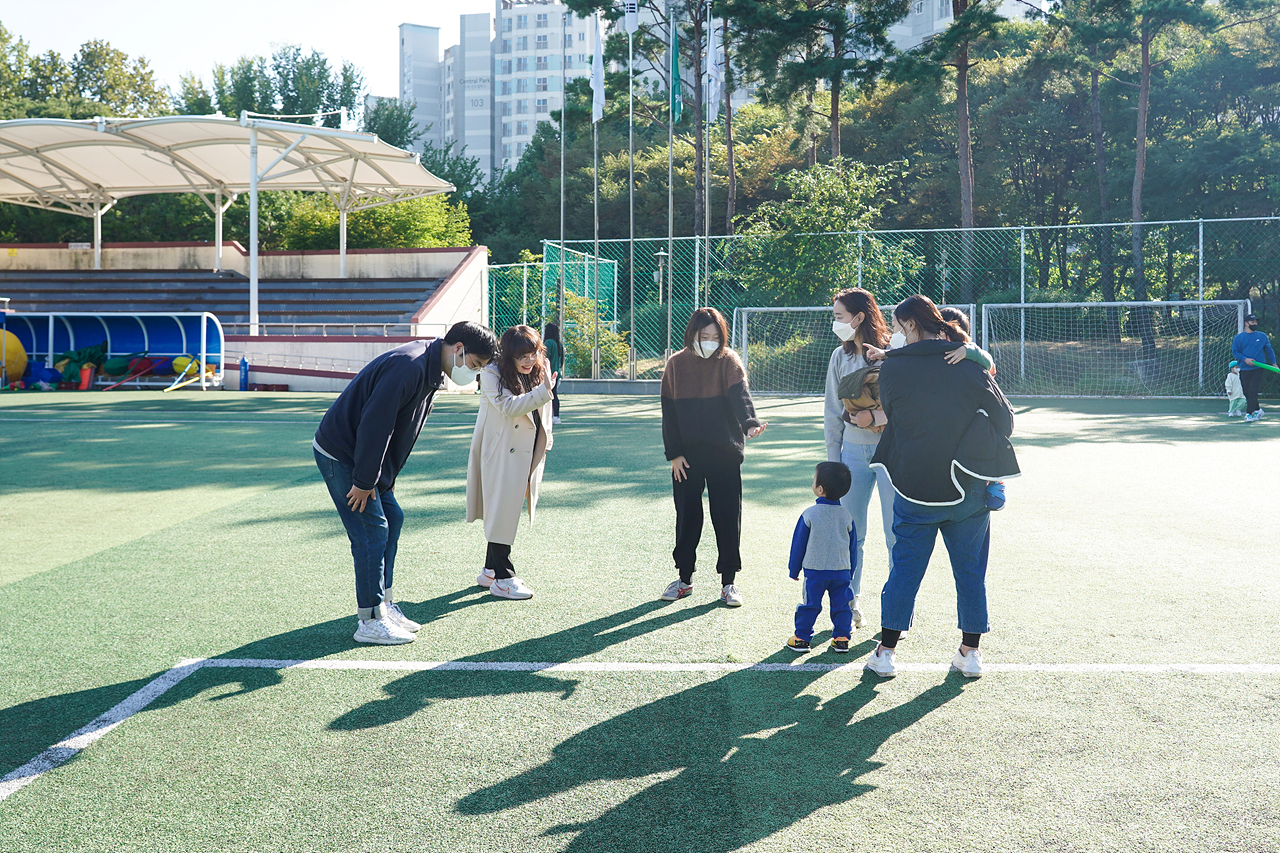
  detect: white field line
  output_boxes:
[0,659,205,802]
[5,655,1279,803]
[0,417,645,427]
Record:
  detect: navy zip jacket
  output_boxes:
[870,339,1020,506]
[314,339,445,493]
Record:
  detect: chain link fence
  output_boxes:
[489,218,1279,391]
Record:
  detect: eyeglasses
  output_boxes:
[514,352,539,364]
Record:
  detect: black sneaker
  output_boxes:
[787,636,811,653]
[829,637,850,653]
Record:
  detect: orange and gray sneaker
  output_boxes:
[787,636,811,653]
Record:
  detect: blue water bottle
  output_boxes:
[239,356,249,391]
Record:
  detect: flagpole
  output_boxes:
[591,12,606,381]
[706,12,716,308]
[559,8,567,328]
[666,0,674,363]
[628,25,636,380]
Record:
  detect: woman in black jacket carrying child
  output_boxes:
[864,296,1019,680]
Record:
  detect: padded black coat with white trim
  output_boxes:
[870,339,1020,506]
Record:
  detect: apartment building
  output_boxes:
[492,0,596,172]
[888,0,1051,51]
[399,23,443,152]
[443,14,496,177]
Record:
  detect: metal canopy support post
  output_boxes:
[93,202,103,270]
[214,190,223,271]
[339,207,348,279]
[248,125,260,336]
[521,265,528,326]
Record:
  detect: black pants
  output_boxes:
[672,445,742,585]
[1241,367,1264,415]
[551,376,561,418]
[486,542,515,579]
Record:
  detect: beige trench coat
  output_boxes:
[465,363,554,545]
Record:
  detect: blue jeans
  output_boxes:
[880,474,991,635]
[840,440,896,598]
[793,571,854,641]
[315,449,404,614]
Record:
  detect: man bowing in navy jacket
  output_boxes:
[313,321,498,645]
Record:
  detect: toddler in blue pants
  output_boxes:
[787,462,859,653]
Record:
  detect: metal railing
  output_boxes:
[226,350,368,374]
[222,322,441,337]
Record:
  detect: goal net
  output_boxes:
[981,301,1248,397]
[733,304,976,396]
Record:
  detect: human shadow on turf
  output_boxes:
[328,599,719,730]
[454,646,969,853]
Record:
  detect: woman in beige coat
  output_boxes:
[466,325,557,599]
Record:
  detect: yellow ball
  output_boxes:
[1,329,27,383]
[171,355,199,377]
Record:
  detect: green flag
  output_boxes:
[670,23,681,124]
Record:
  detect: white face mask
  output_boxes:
[889,331,907,350]
[696,340,720,358]
[449,348,479,385]
[832,320,856,342]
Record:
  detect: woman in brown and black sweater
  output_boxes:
[659,308,768,607]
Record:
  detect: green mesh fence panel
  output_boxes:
[536,218,1279,393]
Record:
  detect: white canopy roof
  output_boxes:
[0,114,454,217]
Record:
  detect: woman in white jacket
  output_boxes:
[466,325,557,599]
[824,287,893,627]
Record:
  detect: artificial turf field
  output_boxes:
[1,390,1278,853]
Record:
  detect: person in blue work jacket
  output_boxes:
[786,462,858,654]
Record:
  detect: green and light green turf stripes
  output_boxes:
[1,392,1277,852]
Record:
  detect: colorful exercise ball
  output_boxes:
[1,330,28,383]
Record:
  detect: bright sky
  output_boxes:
[3,0,494,101]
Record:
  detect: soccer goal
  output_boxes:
[733,304,976,395]
[981,300,1249,397]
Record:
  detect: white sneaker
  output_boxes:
[659,579,693,601]
[384,602,421,633]
[477,568,496,588]
[864,645,897,677]
[490,576,534,600]
[720,584,744,607]
[851,595,865,629]
[950,647,984,678]
[552,416,562,425]
[353,615,415,645]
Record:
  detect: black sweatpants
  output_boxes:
[672,444,742,585]
[486,542,515,579]
[1241,367,1264,415]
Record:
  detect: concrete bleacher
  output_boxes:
[0,270,444,328]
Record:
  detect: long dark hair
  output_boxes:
[833,287,890,354]
[894,295,968,343]
[497,325,546,395]
[543,322,561,345]
[682,307,730,355]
